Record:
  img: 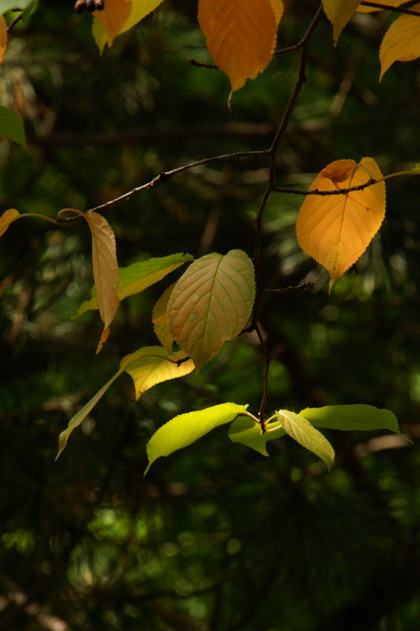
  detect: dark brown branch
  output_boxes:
[360,1,420,15]
[6,9,23,33]
[273,178,376,196]
[260,282,314,294]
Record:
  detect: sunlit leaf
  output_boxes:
[145,402,248,474]
[83,211,120,353]
[167,249,255,371]
[276,409,335,469]
[379,5,420,80]
[56,369,123,460]
[0,208,20,237]
[229,417,285,456]
[322,0,361,43]
[152,283,176,352]
[121,0,164,32]
[75,253,193,317]
[198,0,281,92]
[120,346,195,399]
[93,0,131,47]
[296,157,385,290]
[0,16,7,64]
[300,404,399,433]
[0,105,26,148]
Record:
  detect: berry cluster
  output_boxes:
[74,0,104,13]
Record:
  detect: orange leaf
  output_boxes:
[83,211,120,352]
[296,158,386,290]
[0,16,7,64]
[198,0,281,92]
[322,0,361,43]
[0,208,20,237]
[380,4,420,80]
[95,0,131,47]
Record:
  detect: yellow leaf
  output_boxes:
[296,157,386,290]
[356,0,408,13]
[152,282,177,352]
[121,0,165,33]
[0,208,20,237]
[94,0,131,47]
[120,346,195,399]
[380,4,420,79]
[198,0,281,92]
[83,211,120,352]
[0,16,7,64]
[322,0,361,43]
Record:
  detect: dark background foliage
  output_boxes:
[1,1,420,629]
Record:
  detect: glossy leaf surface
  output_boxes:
[276,409,335,469]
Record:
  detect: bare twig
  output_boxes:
[273,178,376,196]
[360,1,420,15]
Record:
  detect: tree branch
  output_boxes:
[360,1,420,15]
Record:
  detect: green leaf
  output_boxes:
[276,409,335,470]
[167,249,255,371]
[0,0,33,11]
[299,404,399,433]
[75,252,193,317]
[0,105,26,148]
[56,369,123,459]
[145,402,248,474]
[229,417,285,456]
[120,346,195,399]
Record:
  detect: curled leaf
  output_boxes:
[152,283,177,352]
[276,409,335,470]
[296,157,386,290]
[0,209,20,237]
[167,249,255,371]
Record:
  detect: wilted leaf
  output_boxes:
[0,105,26,148]
[120,346,195,399]
[0,16,7,64]
[300,404,399,433]
[198,0,281,92]
[380,5,420,80]
[167,249,255,371]
[296,157,385,290]
[276,409,335,469]
[0,208,20,237]
[152,283,176,352]
[322,0,361,43]
[229,417,285,456]
[83,211,120,353]
[56,369,123,460]
[94,0,131,47]
[75,253,193,317]
[145,402,248,474]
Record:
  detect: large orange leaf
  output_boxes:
[198,0,282,92]
[296,158,386,290]
[0,16,7,64]
[322,0,361,43]
[167,249,255,371]
[94,0,131,47]
[0,209,20,238]
[380,4,420,79]
[84,211,120,352]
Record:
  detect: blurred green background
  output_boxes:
[1,0,420,629]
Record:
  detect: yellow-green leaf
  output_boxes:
[300,404,399,433]
[276,409,335,469]
[380,4,420,80]
[229,417,285,456]
[83,211,120,353]
[145,402,248,474]
[0,105,26,148]
[0,208,20,237]
[93,0,131,48]
[56,369,123,460]
[75,253,193,318]
[322,0,361,43]
[198,0,281,92]
[296,157,385,290]
[167,249,255,371]
[120,346,195,399]
[152,283,176,352]
[121,0,165,33]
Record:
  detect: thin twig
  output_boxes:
[260,282,314,294]
[254,323,270,429]
[273,178,376,196]
[360,1,420,15]
[7,10,23,33]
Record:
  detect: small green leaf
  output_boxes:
[56,369,123,459]
[0,105,26,148]
[167,249,255,371]
[145,402,248,474]
[120,346,194,399]
[299,404,399,433]
[75,252,193,317]
[229,417,286,456]
[276,409,335,470]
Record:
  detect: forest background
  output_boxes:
[0,0,420,629]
